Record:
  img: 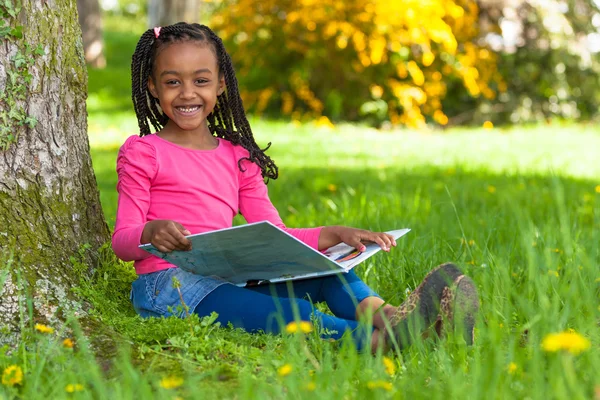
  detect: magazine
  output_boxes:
[139,221,410,287]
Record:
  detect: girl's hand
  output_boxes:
[320,226,397,252]
[141,220,192,253]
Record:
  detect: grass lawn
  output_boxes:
[2,14,599,400]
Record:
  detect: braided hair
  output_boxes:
[130,22,278,180]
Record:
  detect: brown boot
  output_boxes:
[386,263,479,349]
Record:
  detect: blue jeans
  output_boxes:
[194,270,380,350]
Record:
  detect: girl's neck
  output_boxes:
[157,121,218,150]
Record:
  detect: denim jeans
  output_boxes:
[194,270,381,350]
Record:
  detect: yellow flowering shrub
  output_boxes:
[211,0,502,127]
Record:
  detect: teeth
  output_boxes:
[178,106,199,113]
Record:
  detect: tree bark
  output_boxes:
[0,0,110,343]
[77,0,106,68]
[148,0,201,27]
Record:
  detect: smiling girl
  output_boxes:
[112,22,479,353]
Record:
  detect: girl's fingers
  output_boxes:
[347,238,367,252]
[365,232,392,251]
[155,242,175,253]
[168,224,192,250]
[386,233,397,247]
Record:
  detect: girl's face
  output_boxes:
[148,41,225,134]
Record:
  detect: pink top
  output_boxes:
[112,134,322,274]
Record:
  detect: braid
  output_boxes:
[130,22,278,180]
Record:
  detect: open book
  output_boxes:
[139,221,410,287]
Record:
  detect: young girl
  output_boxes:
[112,22,479,353]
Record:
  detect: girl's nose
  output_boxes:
[180,82,197,99]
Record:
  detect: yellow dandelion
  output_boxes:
[507,362,517,374]
[327,184,338,192]
[483,120,494,129]
[383,356,396,376]
[278,364,293,377]
[468,240,475,246]
[299,321,313,333]
[285,322,299,334]
[487,185,496,194]
[542,331,591,355]
[35,323,54,334]
[305,381,316,391]
[159,376,184,389]
[285,321,313,334]
[62,338,74,348]
[367,380,393,391]
[2,365,23,387]
[595,185,600,193]
[65,383,84,393]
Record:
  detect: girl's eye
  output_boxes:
[196,79,209,84]
[166,80,179,85]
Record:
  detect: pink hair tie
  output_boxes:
[154,27,161,39]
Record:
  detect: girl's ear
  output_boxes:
[148,78,158,98]
[218,76,225,95]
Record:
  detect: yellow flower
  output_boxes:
[278,364,293,377]
[62,338,74,348]
[299,321,313,333]
[160,376,184,389]
[305,381,316,391]
[507,362,517,374]
[2,365,23,387]
[548,270,559,278]
[542,331,591,355]
[65,383,84,393]
[483,120,494,129]
[35,324,54,334]
[285,321,313,334]
[487,185,496,194]
[367,380,393,391]
[327,184,338,192]
[383,356,396,376]
[595,185,600,193]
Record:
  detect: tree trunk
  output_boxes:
[0,0,110,344]
[77,0,106,68]
[148,0,201,27]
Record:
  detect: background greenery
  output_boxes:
[99,0,600,128]
[1,5,600,400]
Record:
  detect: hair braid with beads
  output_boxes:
[130,22,278,180]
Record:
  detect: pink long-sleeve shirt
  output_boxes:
[112,134,322,275]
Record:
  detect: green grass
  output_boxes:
[2,13,600,400]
